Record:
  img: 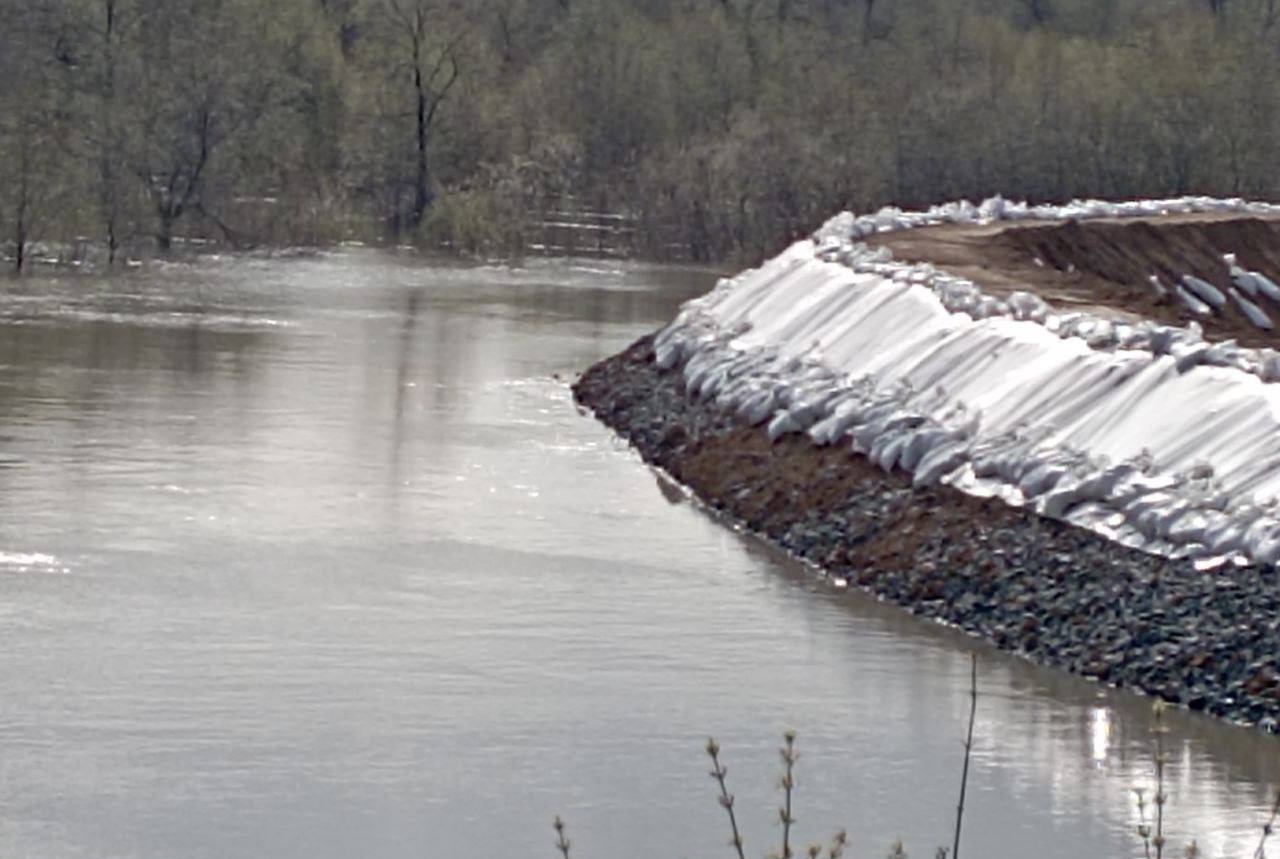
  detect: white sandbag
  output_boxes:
[1176,285,1213,317]
[1182,275,1227,309]
[1230,287,1274,330]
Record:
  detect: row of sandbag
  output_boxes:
[813,194,1280,244]
[1166,256,1280,331]
[814,193,1280,334]
[654,315,1280,568]
[652,238,1280,567]
[814,234,1280,383]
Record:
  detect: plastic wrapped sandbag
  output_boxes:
[1230,287,1274,330]
[1252,272,1280,303]
[1182,275,1227,309]
[1176,285,1213,316]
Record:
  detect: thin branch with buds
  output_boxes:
[1135,787,1153,859]
[953,653,978,859]
[1153,701,1169,859]
[707,737,748,859]
[553,816,572,859]
[1254,791,1280,859]
[779,729,798,859]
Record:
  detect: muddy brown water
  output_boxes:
[0,249,1276,859]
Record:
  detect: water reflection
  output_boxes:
[0,274,277,440]
[653,472,687,506]
[390,288,424,480]
[1091,706,1112,766]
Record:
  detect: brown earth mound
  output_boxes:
[871,214,1280,347]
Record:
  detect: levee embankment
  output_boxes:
[576,335,1280,729]
[576,199,1280,730]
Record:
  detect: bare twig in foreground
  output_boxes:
[952,653,978,859]
[707,737,747,859]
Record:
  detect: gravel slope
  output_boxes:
[575,335,1280,731]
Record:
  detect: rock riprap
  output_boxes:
[576,336,1280,730]
[576,197,1280,730]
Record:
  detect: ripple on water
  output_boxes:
[0,552,69,575]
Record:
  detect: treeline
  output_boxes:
[1,0,1278,268]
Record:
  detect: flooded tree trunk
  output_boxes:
[412,65,433,227]
[99,0,123,267]
[13,228,25,275]
[12,159,31,274]
[155,211,175,253]
[392,0,459,231]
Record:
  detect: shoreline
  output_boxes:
[575,334,1280,732]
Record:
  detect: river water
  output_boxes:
[0,250,1276,859]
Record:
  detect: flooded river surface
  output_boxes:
[0,250,1277,859]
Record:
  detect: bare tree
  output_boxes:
[0,113,53,273]
[382,0,465,231]
[84,0,131,264]
[1016,0,1052,25]
[0,1,73,273]
[127,0,280,251]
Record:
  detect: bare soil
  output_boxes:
[868,214,1280,347]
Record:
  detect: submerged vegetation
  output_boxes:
[3,0,1280,267]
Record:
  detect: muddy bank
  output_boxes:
[872,215,1280,347]
[576,336,1280,730]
